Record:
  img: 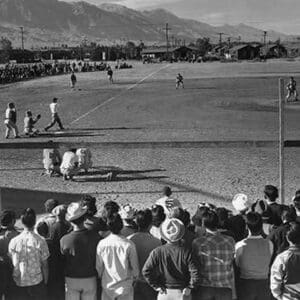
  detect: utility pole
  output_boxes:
[227,37,231,47]
[263,31,267,46]
[218,32,224,46]
[20,26,24,50]
[163,23,171,61]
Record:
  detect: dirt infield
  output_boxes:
[0,60,300,212]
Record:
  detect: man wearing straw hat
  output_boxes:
[143,218,200,300]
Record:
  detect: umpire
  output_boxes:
[45,98,64,132]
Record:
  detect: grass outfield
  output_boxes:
[0,60,300,213]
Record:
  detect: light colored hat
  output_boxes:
[160,218,185,243]
[52,204,67,217]
[66,202,87,222]
[232,193,251,212]
[119,204,136,220]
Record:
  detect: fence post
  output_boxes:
[279,78,285,204]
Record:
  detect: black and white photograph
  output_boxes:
[0,0,300,299]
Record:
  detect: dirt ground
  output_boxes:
[0,60,300,212]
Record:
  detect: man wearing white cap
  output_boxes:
[60,202,101,300]
[228,193,251,242]
[119,204,137,237]
[143,218,201,300]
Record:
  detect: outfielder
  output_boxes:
[176,73,184,89]
[286,77,298,102]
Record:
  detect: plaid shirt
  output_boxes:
[192,230,235,289]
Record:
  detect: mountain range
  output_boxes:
[0,0,290,47]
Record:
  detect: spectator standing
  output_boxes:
[271,223,300,299]
[150,205,166,241]
[228,193,250,242]
[269,206,296,256]
[192,210,235,300]
[293,195,300,222]
[264,185,283,227]
[96,213,139,300]
[44,98,64,132]
[119,204,137,237]
[4,102,20,139]
[169,207,196,249]
[128,209,161,300]
[8,208,49,300]
[155,186,182,215]
[143,218,200,300]
[235,212,273,300]
[60,202,101,300]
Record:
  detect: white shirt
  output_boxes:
[50,103,58,114]
[5,108,11,119]
[60,151,78,169]
[156,196,183,215]
[96,233,139,299]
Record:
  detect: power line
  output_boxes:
[20,26,24,50]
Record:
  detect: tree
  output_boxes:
[195,37,212,56]
[0,37,12,63]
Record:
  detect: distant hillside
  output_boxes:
[0,0,290,47]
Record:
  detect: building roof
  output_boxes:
[141,46,196,54]
[229,44,252,52]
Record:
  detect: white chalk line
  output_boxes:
[70,64,170,125]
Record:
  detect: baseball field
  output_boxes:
[0,60,300,213]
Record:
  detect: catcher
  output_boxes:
[76,148,92,173]
[43,148,62,176]
[24,111,41,137]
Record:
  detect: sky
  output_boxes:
[62,0,300,34]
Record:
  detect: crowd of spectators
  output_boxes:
[0,61,107,85]
[0,185,300,300]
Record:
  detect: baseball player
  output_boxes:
[70,71,77,88]
[176,73,184,89]
[24,111,41,137]
[44,98,64,132]
[60,149,79,181]
[107,66,113,84]
[43,148,62,176]
[76,148,92,174]
[286,77,298,102]
[4,102,20,139]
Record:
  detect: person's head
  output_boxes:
[70,148,77,154]
[232,193,251,214]
[264,185,278,202]
[162,186,172,197]
[216,207,230,229]
[281,206,296,223]
[295,190,300,198]
[21,208,36,229]
[135,209,152,232]
[44,199,59,214]
[287,222,300,246]
[8,102,15,109]
[160,218,185,244]
[192,205,210,227]
[26,110,32,117]
[53,97,58,103]
[81,195,97,217]
[293,196,300,211]
[102,201,120,220]
[169,207,190,228]
[0,210,16,228]
[52,204,68,221]
[202,210,219,231]
[291,76,294,81]
[245,212,263,236]
[151,205,166,227]
[106,213,123,234]
[66,202,88,226]
[36,221,49,238]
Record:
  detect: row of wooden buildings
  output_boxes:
[141,44,288,61]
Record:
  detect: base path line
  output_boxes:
[70,64,170,125]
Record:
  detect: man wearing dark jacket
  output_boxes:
[143,218,200,300]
